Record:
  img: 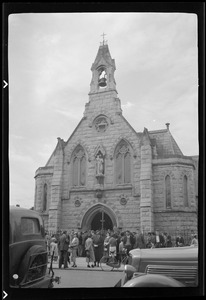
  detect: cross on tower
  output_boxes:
[101,32,107,45]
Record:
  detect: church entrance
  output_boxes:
[91,211,113,231]
[80,204,117,233]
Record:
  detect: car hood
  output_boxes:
[130,246,198,268]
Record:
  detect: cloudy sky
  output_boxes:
[8,12,198,208]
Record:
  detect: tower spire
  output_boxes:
[89,38,117,94]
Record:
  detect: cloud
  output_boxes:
[37,141,58,161]
[122,101,135,109]
[54,108,83,120]
[9,150,34,164]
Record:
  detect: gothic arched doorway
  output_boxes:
[80,204,117,232]
[91,211,113,231]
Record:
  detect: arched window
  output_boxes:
[165,175,171,209]
[72,146,86,186]
[43,183,47,211]
[80,156,86,185]
[183,175,189,207]
[115,140,131,184]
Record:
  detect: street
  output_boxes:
[52,269,124,288]
[49,257,124,288]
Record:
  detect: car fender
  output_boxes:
[17,245,47,285]
[123,273,185,287]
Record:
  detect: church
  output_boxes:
[34,40,198,238]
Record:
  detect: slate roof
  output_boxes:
[148,128,183,157]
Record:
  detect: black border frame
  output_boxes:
[2,2,205,299]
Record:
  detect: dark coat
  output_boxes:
[166,235,173,247]
[134,233,145,249]
[175,236,184,247]
[123,234,135,248]
[92,234,104,262]
[58,233,70,251]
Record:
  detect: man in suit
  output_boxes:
[58,230,70,269]
[134,229,145,249]
[123,230,135,254]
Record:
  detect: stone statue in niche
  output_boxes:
[96,154,104,176]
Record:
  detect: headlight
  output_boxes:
[124,265,137,281]
[13,274,19,280]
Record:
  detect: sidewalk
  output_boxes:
[48,256,124,272]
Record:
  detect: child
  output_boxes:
[50,237,58,262]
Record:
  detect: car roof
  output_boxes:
[10,206,41,219]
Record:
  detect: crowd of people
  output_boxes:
[45,228,198,269]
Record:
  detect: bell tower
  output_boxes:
[89,34,117,95]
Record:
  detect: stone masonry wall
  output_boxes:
[60,91,142,232]
[152,162,197,236]
[61,190,141,232]
[48,141,64,232]
[154,211,197,245]
[34,173,53,212]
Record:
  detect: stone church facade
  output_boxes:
[34,42,198,237]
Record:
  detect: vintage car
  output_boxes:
[122,246,198,287]
[9,206,59,288]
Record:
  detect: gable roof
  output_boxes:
[148,129,183,157]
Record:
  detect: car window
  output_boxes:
[21,217,40,234]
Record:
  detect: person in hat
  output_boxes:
[58,230,70,269]
[92,230,104,267]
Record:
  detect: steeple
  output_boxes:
[89,38,117,94]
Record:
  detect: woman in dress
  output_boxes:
[85,233,95,268]
[103,232,110,256]
[70,232,79,267]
